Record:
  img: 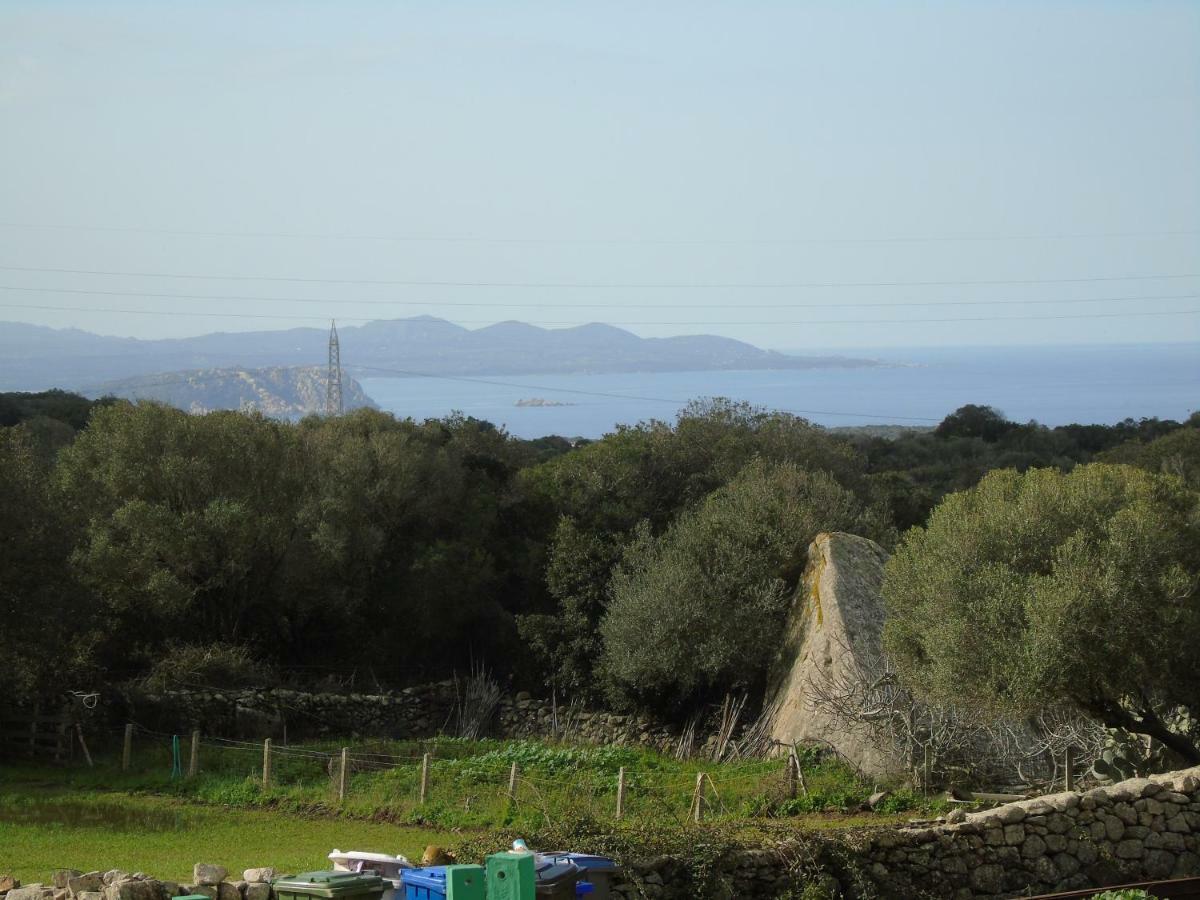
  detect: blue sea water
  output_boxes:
[358,343,1198,439]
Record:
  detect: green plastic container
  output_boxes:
[486,853,535,900]
[401,865,485,900]
[274,872,386,900]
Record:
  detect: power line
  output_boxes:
[0,263,1197,289]
[2,300,1199,327]
[2,282,1197,311]
[2,221,1197,245]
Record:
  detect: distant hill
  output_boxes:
[0,316,886,391]
[90,366,377,419]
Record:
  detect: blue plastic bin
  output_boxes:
[401,867,447,900]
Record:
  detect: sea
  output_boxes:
[359,343,1198,440]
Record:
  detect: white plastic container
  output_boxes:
[328,850,412,900]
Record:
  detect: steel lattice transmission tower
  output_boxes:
[326,319,343,416]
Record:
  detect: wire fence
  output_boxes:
[85,723,856,826]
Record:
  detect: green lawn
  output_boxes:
[0,787,459,883]
[3,736,925,830]
[0,737,937,883]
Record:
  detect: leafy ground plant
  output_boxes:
[7,734,935,831]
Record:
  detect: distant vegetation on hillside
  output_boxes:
[1,390,1196,736]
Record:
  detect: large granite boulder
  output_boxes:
[762,531,902,777]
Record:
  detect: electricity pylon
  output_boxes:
[326,320,343,416]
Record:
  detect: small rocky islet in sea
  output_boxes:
[514,397,575,407]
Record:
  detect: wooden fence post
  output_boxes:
[122,724,133,772]
[262,738,272,789]
[785,753,797,800]
[188,731,200,778]
[338,747,349,802]
[616,766,627,819]
[1065,746,1076,792]
[76,724,94,768]
[419,753,430,804]
[508,762,519,804]
[792,748,809,798]
[692,772,706,823]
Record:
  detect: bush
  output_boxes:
[601,459,892,713]
[883,463,1200,762]
[143,643,276,691]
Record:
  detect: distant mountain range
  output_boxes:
[0,316,886,392]
[93,366,377,419]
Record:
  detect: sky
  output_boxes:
[0,0,1198,351]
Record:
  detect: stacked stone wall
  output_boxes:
[112,683,679,750]
[846,766,1200,898]
[605,765,1200,898]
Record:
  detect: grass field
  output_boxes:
[0,786,458,883]
[13,734,928,828]
[1,736,938,882]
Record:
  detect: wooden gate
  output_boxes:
[0,710,74,763]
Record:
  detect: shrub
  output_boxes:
[143,642,276,691]
[883,463,1200,763]
[601,459,891,713]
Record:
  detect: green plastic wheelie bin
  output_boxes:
[274,872,386,900]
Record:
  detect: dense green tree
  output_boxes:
[934,404,1016,441]
[849,411,1195,526]
[601,459,893,713]
[1099,421,1200,488]
[0,390,117,460]
[295,410,528,680]
[883,463,1200,762]
[0,427,94,703]
[55,403,309,662]
[0,389,112,431]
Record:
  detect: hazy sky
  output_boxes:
[1,1,1198,350]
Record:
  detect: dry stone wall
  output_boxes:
[2,866,275,900]
[116,683,678,748]
[847,766,1200,898]
[495,693,677,749]
[615,765,1200,899]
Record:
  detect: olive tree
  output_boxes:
[0,426,93,703]
[883,463,1200,762]
[601,458,892,713]
[56,402,309,648]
